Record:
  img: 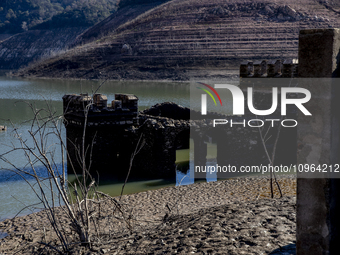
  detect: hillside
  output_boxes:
[0,0,118,70]
[0,0,118,34]
[0,27,88,70]
[72,0,170,46]
[15,0,340,81]
[0,0,168,70]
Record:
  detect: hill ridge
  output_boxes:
[15,0,340,81]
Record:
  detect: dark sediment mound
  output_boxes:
[142,102,190,119]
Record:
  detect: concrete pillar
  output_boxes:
[240,61,249,78]
[240,61,254,78]
[152,131,177,180]
[267,59,282,77]
[282,58,298,77]
[216,132,229,179]
[253,60,262,77]
[298,29,340,78]
[297,28,340,255]
[160,139,177,179]
[260,60,267,77]
[248,61,254,77]
[193,135,207,181]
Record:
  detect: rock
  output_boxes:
[141,102,190,120]
[147,119,157,125]
[264,5,275,15]
[121,44,132,55]
[268,4,299,21]
[213,6,229,16]
[0,125,6,131]
[101,248,110,253]
[126,196,296,254]
[277,13,285,20]
[154,123,164,130]
[284,5,298,18]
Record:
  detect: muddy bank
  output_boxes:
[13,66,239,82]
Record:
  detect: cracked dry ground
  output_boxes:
[0,175,296,254]
[122,197,296,255]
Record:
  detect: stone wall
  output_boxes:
[240,28,340,255]
[296,28,340,255]
[240,58,298,78]
[63,91,297,181]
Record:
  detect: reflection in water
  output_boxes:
[0,144,218,221]
[0,77,190,169]
[0,173,64,221]
[83,179,176,197]
[0,77,190,220]
[0,231,8,239]
[0,77,229,221]
[0,77,190,117]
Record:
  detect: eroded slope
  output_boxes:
[16,0,340,80]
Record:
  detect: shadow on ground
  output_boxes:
[269,243,296,254]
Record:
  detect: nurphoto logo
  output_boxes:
[197,83,312,127]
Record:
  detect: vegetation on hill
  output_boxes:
[72,0,170,46]
[119,0,170,8]
[0,0,118,33]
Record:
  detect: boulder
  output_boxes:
[141,102,190,120]
[208,6,230,17]
[121,44,132,55]
[264,5,275,15]
[284,5,298,18]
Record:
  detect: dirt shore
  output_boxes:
[0,175,296,254]
[12,68,240,83]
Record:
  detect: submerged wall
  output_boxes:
[63,92,296,181]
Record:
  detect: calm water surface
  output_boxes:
[0,77,222,221]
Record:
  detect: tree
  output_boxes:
[0,0,119,33]
[21,21,28,31]
[0,94,135,252]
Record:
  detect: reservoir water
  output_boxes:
[0,77,220,221]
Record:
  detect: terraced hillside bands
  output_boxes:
[16,0,340,81]
[72,1,170,47]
